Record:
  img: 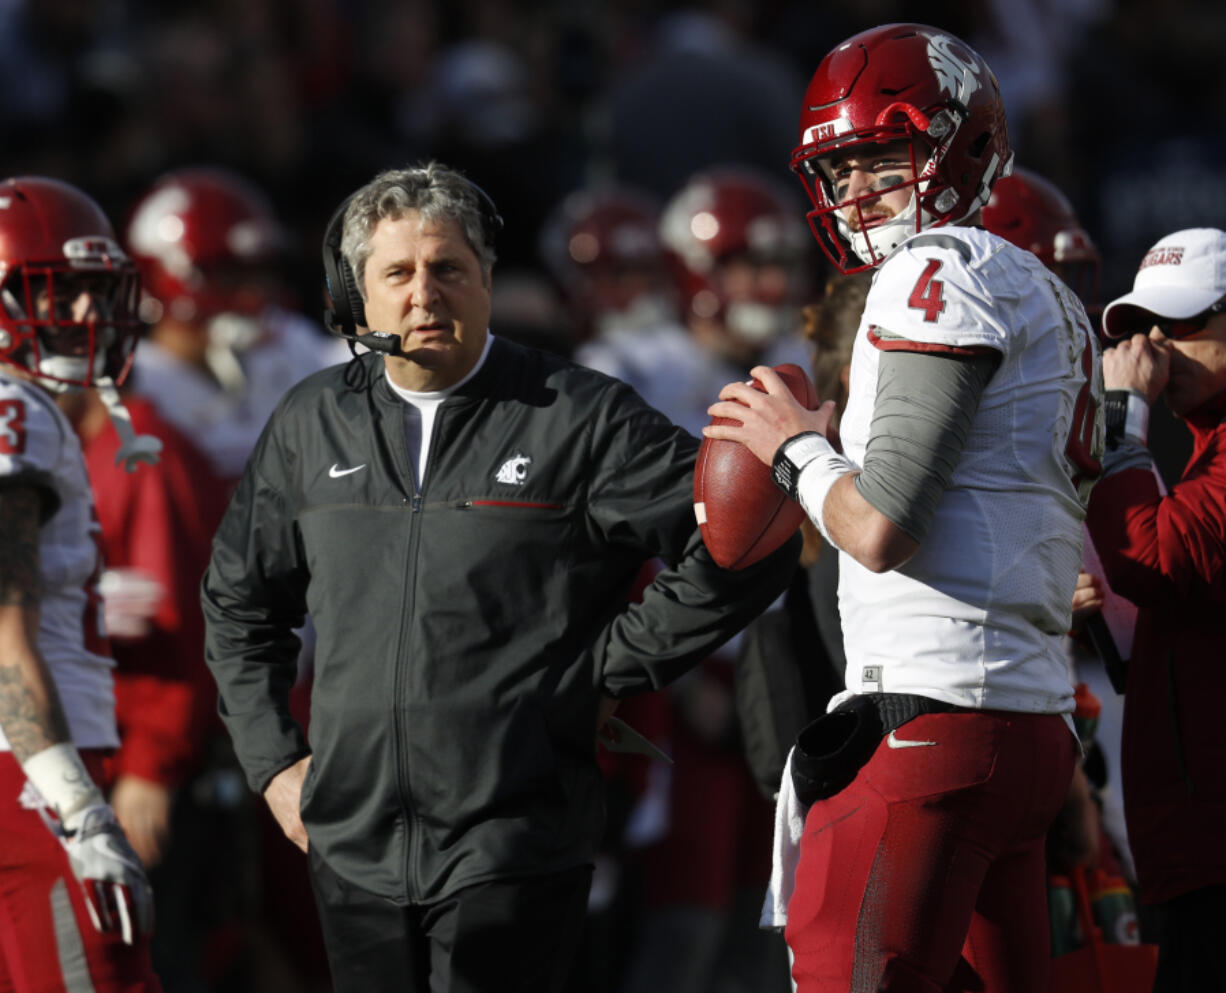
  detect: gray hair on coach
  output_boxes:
[340,161,497,298]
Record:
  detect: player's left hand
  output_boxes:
[703,365,838,467]
[52,802,154,944]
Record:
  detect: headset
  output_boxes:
[321,171,504,356]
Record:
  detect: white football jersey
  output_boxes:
[835,227,1104,714]
[133,307,352,481]
[0,371,117,751]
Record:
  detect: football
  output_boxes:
[694,363,820,570]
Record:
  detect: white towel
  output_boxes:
[760,746,807,929]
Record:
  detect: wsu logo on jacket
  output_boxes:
[495,452,532,485]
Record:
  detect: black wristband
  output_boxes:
[771,431,824,501]
[1103,389,1130,450]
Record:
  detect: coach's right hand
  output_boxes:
[265,754,312,852]
[1104,331,1170,402]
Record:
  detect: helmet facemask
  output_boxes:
[0,248,141,392]
[793,107,976,271]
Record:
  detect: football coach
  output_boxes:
[201,160,798,993]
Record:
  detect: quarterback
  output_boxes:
[705,24,1105,992]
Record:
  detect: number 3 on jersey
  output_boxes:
[908,259,946,323]
[0,399,26,454]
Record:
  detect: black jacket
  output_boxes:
[202,339,798,903]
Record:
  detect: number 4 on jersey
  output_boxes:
[908,259,946,323]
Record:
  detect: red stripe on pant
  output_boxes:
[786,710,1077,993]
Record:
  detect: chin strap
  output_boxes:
[94,377,162,472]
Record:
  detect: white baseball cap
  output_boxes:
[1102,228,1226,338]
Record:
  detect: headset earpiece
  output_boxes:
[321,194,366,335]
[467,180,504,251]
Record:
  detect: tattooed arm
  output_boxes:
[0,481,155,940]
[0,481,72,762]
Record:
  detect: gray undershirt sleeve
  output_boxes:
[854,342,1001,543]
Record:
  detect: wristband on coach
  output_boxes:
[1103,389,1150,449]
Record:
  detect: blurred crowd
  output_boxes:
[6,0,1226,317]
[6,0,1226,990]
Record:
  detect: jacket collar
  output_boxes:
[370,334,514,410]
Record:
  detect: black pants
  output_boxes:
[1151,884,1226,993]
[307,847,592,993]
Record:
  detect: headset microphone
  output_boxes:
[348,331,402,355]
[321,305,404,356]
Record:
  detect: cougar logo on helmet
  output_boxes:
[927,33,984,104]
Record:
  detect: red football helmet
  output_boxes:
[539,186,673,338]
[791,23,1013,273]
[658,168,811,349]
[0,177,142,390]
[982,166,1101,313]
[126,167,285,325]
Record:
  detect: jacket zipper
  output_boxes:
[397,405,447,901]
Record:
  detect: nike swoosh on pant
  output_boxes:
[886,730,937,749]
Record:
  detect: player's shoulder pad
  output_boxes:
[866,227,1013,354]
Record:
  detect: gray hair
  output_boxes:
[340,161,497,298]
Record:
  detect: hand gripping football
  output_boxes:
[694,363,819,569]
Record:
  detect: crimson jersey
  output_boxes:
[0,369,116,752]
[81,396,228,789]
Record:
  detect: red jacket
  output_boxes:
[82,396,228,789]
[1087,392,1226,905]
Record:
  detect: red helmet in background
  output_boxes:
[982,166,1101,313]
[0,176,142,390]
[125,167,285,326]
[791,23,1012,273]
[539,186,674,339]
[659,167,811,348]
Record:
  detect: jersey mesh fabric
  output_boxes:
[0,371,116,752]
[832,228,1102,714]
